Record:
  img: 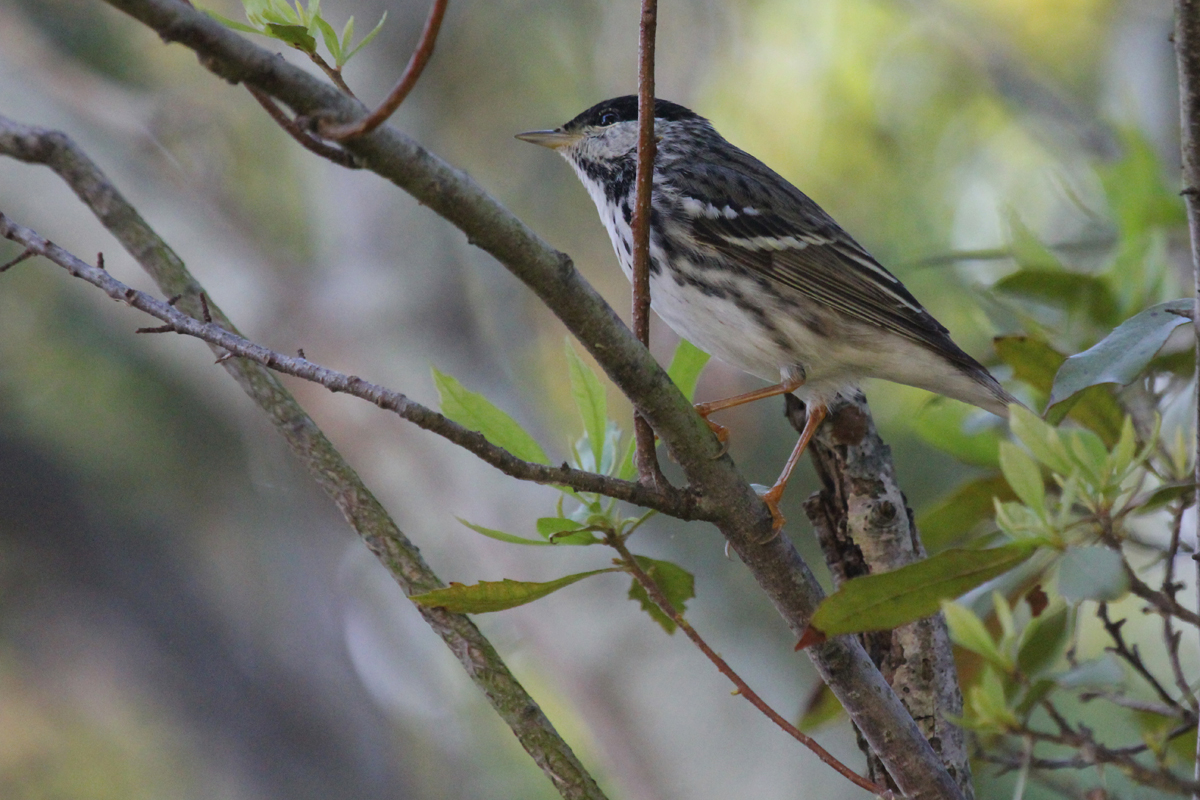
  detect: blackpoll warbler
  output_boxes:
[519,96,1015,528]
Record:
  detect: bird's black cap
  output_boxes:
[563,96,701,131]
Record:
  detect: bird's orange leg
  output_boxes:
[694,371,806,446]
[761,403,828,531]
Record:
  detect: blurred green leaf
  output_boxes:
[965,665,1018,730]
[1006,212,1063,271]
[1049,300,1192,408]
[667,339,710,402]
[628,556,695,634]
[1100,129,1187,240]
[565,341,608,470]
[798,684,845,732]
[993,270,1118,325]
[1057,654,1124,688]
[535,516,600,545]
[432,366,550,465]
[264,22,316,51]
[343,11,387,63]
[203,9,263,33]
[313,15,340,59]
[1016,605,1069,678]
[1057,546,1129,602]
[943,600,1011,672]
[918,474,1013,551]
[808,543,1037,637]
[458,517,551,546]
[994,336,1124,445]
[999,442,1045,515]
[912,399,1002,468]
[1009,405,1073,475]
[412,569,619,613]
[1137,482,1194,515]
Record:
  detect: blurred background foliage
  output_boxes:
[0,0,1193,798]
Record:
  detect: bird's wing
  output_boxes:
[671,157,984,372]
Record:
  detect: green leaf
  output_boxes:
[993,270,1118,326]
[565,341,608,470]
[966,665,1018,730]
[1008,405,1073,475]
[312,14,341,59]
[1017,605,1070,678]
[432,366,550,465]
[1136,482,1194,515]
[1048,300,1192,408]
[666,339,710,402]
[807,543,1038,637]
[340,15,355,52]
[1057,654,1123,688]
[343,11,387,63]
[798,684,845,732]
[535,516,600,546]
[411,569,619,613]
[1100,128,1187,240]
[1057,546,1129,602]
[628,556,695,634]
[458,517,551,546]
[203,9,264,33]
[918,474,1014,551]
[1006,212,1064,271]
[999,442,1045,514]
[912,399,1002,468]
[264,22,317,51]
[943,601,1011,671]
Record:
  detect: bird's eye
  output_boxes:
[599,112,618,126]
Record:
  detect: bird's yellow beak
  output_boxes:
[515,129,582,150]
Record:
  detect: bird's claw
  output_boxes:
[703,417,731,458]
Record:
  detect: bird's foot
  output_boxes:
[697,409,731,458]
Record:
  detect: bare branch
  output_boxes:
[0,213,710,521]
[1097,603,1182,712]
[630,0,664,489]
[321,0,448,140]
[246,85,361,167]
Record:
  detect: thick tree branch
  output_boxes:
[797,393,974,799]
[50,3,966,795]
[0,121,607,799]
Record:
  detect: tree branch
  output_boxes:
[797,392,974,799]
[49,3,967,795]
[0,211,708,521]
[1173,2,1200,795]
[320,0,448,140]
[0,120,608,800]
[245,85,361,167]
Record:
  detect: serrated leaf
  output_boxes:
[807,543,1037,638]
[432,366,550,465]
[667,339,710,401]
[1048,300,1192,408]
[1057,546,1129,602]
[628,556,695,634]
[458,517,551,546]
[565,341,608,470]
[999,442,1045,514]
[535,516,599,546]
[344,11,387,63]
[943,601,1011,671]
[411,569,619,613]
[265,22,317,51]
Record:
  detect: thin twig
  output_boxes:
[0,247,33,272]
[630,0,666,489]
[1163,501,1198,709]
[1172,2,1200,793]
[321,0,448,140]
[0,213,713,523]
[246,85,361,168]
[602,530,889,798]
[1097,603,1182,712]
[308,51,356,97]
